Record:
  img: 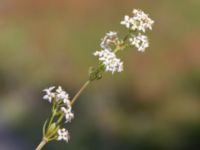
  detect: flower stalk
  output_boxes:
[35,9,154,150]
[35,138,48,150]
[70,80,90,106]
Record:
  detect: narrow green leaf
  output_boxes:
[42,119,48,137]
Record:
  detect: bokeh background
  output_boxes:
[0,0,200,150]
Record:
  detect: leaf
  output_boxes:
[42,119,48,137]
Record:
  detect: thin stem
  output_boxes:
[48,111,56,129]
[123,33,130,41]
[35,138,48,150]
[70,80,90,106]
[113,46,121,53]
[56,114,64,124]
[37,81,90,149]
[55,81,90,125]
[46,125,60,139]
[114,33,130,53]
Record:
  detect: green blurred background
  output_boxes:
[0,0,200,150]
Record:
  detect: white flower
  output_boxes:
[56,86,69,103]
[121,9,154,32]
[129,33,149,52]
[100,31,121,50]
[57,128,70,142]
[61,107,74,123]
[94,49,123,74]
[132,9,154,32]
[63,98,71,106]
[43,86,71,104]
[43,86,55,103]
[120,15,131,28]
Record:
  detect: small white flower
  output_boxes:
[121,9,154,32]
[100,31,121,50]
[57,128,70,142]
[132,9,154,32]
[43,86,55,103]
[129,33,149,52]
[120,15,131,28]
[94,49,123,74]
[61,107,74,123]
[56,86,69,103]
[63,98,71,106]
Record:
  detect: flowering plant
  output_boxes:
[35,9,154,150]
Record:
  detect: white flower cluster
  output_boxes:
[100,31,122,50]
[121,9,154,32]
[94,49,123,74]
[121,9,154,52]
[94,31,123,74]
[129,33,149,52]
[93,9,153,73]
[43,86,74,142]
[61,107,74,123]
[57,128,70,142]
[43,86,69,104]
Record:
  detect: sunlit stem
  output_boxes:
[55,80,91,126]
[70,80,90,106]
[35,138,48,150]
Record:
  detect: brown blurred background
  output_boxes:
[0,0,200,150]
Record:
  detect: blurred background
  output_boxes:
[0,0,200,149]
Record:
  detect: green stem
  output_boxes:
[48,111,56,129]
[53,81,91,134]
[70,80,90,106]
[46,125,60,139]
[56,114,65,124]
[38,80,91,149]
[35,138,48,150]
[123,32,130,41]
